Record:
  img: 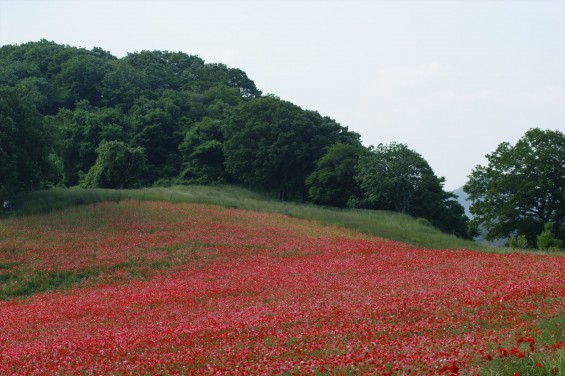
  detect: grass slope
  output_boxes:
[4,185,485,251]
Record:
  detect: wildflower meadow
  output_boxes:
[1,201,563,375]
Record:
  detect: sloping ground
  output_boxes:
[4,186,485,250]
[0,201,563,375]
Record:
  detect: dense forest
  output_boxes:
[0,40,472,238]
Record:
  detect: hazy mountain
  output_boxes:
[452,187,472,219]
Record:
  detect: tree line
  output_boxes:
[3,40,562,245]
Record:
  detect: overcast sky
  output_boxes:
[1,0,564,190]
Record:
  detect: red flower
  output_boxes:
[1,201,564,375]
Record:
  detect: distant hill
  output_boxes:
[452,187,472,219]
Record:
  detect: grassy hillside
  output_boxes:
[4,185,491,251]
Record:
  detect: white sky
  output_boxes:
[1,0,564,190]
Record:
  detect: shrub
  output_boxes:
[537,222,563,250]
[508,234,528,249]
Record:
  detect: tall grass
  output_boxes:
[1,185,492,250]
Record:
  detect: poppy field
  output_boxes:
[0,201,563,375]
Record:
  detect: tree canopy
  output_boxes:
[355,143,471,238]
[306,143,366,207]
[0,40,261,191]
[223,96,361,200]
[464,128,565,246]
[81,140,147,189]
[178,118,226,184]
[355,143,436,213]
[0,85,52,193]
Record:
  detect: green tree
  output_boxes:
[223,96,359,200]
[0,85,52,194]
[57,54,113,107]
[355,143,435,213]
[129,91,193,181]
[0,40,116,112]
[536,222,563,250]
[197,63,261,98]
[99,62,150,110]
[179,118,226,183]
[464,128,565,245]
[355,142,470,237]
[508,235,528,249]
[433,195,473,239]
[81,140,147,189]
[122,50,205,91]
[53,101,128,186]
[0,43,40,85]
[202,85,242,119]
[306,143,366,207]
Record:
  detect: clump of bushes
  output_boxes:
[537,222,563,251]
